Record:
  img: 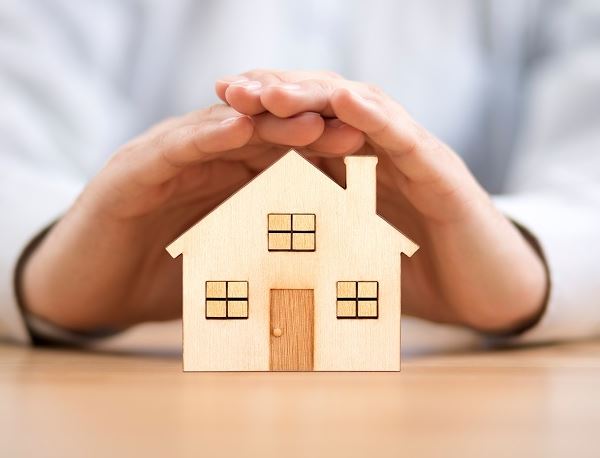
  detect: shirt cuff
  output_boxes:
[23,313,118,346]
[492,193,600,343]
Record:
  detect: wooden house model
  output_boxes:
[166,150,418,371]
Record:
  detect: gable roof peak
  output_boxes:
[166,149,419,258]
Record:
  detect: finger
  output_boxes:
[215,75,249,102]
[217,69,343,115]
[219,69,286,93]
[304,118,365,156]
[330,87,445,182]
[217,111,327,164]
[120,106,254,186]
[195,111,328,164]
[221,70,289,115]
[259,79,340,118]
[130,103,247,143]
[224,80,265,115]
[252,112,325,146]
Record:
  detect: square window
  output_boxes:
[206,300,227,318]
[337,300,357,318]
[357,300,378,318]
[268,214,291,231]
[206,281,226,299]
[358,281,378,298]
[206,281,249,319]
[268,232,292,250]
[336,281,357,299]
[292,232,315,251]
[268,213,316,252]
[337,281,379,319]
[292,214,315,231]
[227,300,248,318]
[228,281,248,298]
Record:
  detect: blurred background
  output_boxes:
[2,0,600,349]
[4,0,599,190]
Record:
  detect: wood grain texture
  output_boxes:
[270,289,314,371]
[292,213,315,231]
[167,150,419,371]
[3,336,600,458]
[358,300,378,318]
[268,213,291,231]
[291,232,315,251]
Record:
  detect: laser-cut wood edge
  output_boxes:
[167,150,418,372]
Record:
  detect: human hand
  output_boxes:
[216,70,548,333]
[20,102,358,330]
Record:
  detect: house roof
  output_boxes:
[166,149,419,258]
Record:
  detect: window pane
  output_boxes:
[206,281,226,299]
[268,213,291,231]
[206,300,227,318]
[358,281,378,298]
[292,232,315,251]
[227,300,248,318]
[357,300,378,318]
[268,232,291,250]
[336,281,356,299]
[292,214,315,231]
[337,300,357,318]
[228,281,248,298]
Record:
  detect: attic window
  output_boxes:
[205,281,248,319]
[336,281,378,319]
[268,213,316,251]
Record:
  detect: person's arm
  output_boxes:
[0,1,141,343]
[1,3,364,342]
[217,70,549,334]
[491,1,600,342]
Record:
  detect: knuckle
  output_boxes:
[308,78,335,95]
[152,129,174,151]
[404,126,428,155]
[156,124,195,151]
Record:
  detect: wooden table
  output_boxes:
[1,321,599,458]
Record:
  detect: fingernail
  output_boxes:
[229,80,262,91]
[272,83,302,91]
[220,116,243,126]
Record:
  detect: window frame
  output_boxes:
[205,281,249,320]
[336,281,379,319]
[267,213,316,252]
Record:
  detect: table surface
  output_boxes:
[2,321,600,458]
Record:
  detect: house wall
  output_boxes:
[180,155,404,371]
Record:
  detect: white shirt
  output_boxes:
[1,0,599,345]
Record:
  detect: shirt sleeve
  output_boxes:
[491,2,600,343]
[0,1,140,343]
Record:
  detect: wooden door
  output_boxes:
[269,289,314,371]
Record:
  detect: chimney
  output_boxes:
[344,156,378,214]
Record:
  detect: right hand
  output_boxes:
[20,97,365,331]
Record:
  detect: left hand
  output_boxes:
[215,69,548,333]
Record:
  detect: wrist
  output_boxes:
[457,207,549,334]
[19,198,138,332]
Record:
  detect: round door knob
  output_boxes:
[272,328,283,337]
